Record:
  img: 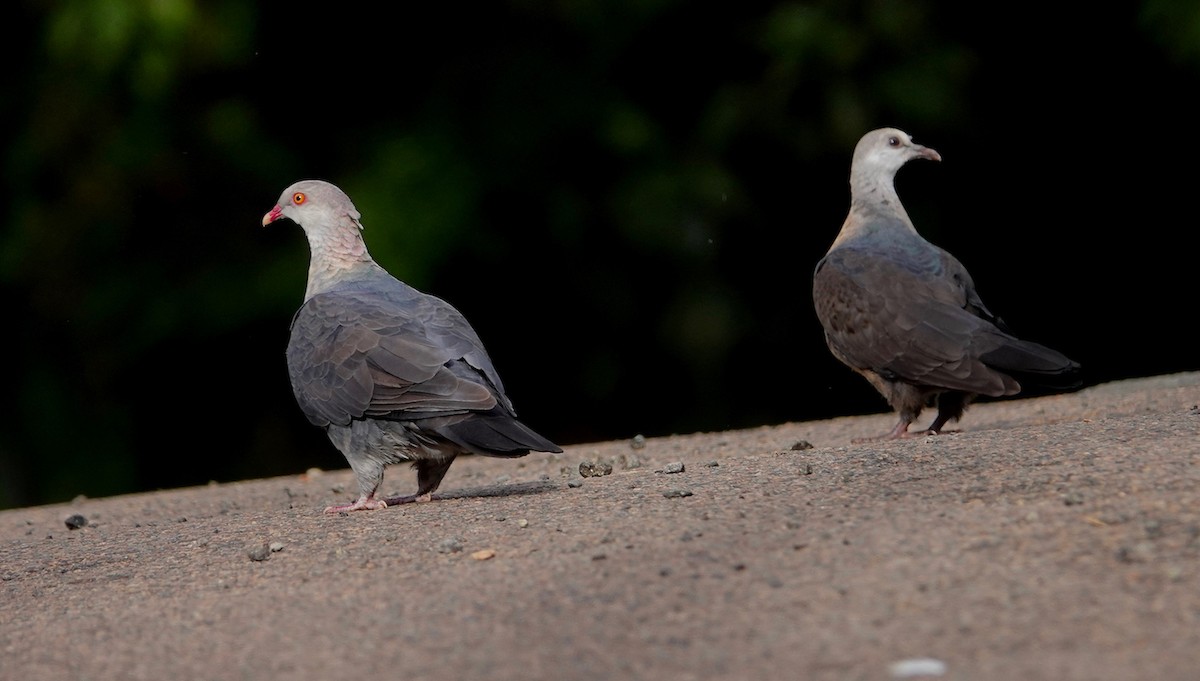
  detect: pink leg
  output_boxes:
[324,494,390,513]
[852,418,917,443]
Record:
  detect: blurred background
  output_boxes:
[2,1,1197,509]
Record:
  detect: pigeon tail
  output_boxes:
[980,338,1083,391]
[435,408,563,458]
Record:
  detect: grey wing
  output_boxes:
[286,290,499,427]
[411,292,517,413]
[929,247,1078,385]
[813,246,1019,396]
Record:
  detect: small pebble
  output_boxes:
[630,434,646,449]
[247,543,271,562]
[517,519,529,528]
[663,462,685,474]
[471,549,496,561]
[889,658,947,678]
[1062,491,1085,506]
[438,537,465,554]
[790,440,814,451]
[579,460,613,477]
[269,542,285,553]
[567,480,583,488]
[1116,542,1155,564]
[703,461,719,467]
[662,489,693,499]
[64,514,88,530]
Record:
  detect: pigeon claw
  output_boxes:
[323,495,389,514]
[379,491,437,506]
[851,419,917,443]
[850,426,958,444]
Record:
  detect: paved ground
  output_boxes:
[2,372,1199,681]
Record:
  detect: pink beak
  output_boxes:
[262,204,284,227]
[916,145,942,163]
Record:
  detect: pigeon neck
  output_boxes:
[303,223,375,300]
[835,171,919,247]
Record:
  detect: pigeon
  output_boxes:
[263,179,563,512]
[812,128,1080,440]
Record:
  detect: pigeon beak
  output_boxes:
[916,145,942,163]
[262,205,284,227]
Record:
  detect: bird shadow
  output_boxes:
[398,479,560,504]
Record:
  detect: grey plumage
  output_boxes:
[264,179,561,512]
[812,128,1080,440]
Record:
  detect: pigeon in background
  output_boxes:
[263,180,562,512]
[812,128,1080,440]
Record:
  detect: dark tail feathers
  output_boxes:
[437,409,563,457]
[981,338,1083,391]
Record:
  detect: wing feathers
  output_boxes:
[287,287,509,427]
[814,243,1077,398]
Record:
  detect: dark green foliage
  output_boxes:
[2,1,1198,508]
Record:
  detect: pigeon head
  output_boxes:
[262,179,363,232]
[853,128,942,177]
[264,180,373,300]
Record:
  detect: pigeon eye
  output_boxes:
[292,192,307,205]
[888,136,900,147]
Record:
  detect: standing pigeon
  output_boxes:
[812,128,1080,440]
[263,179,562,512]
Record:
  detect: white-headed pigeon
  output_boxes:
[264,180,562,512]
[812,129,1080,440]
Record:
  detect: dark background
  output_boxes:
[3,1,1197,509]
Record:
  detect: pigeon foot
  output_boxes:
[851,428,960,444]
[851,433,909,444]
[851,420,920,443]
[324,495,389,513]
[381,492,436,506]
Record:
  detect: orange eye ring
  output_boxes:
[292,192,306,205]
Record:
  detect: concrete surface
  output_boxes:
[2,372,1198,681]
